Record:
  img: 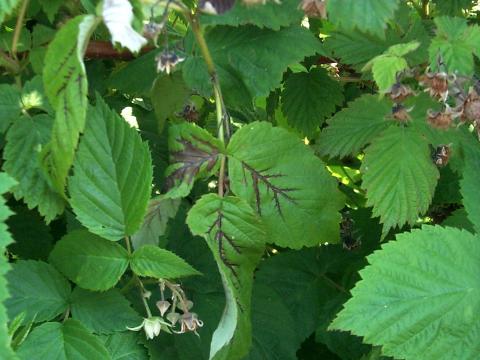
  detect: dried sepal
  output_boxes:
[419,71,449,102]
[300,0,327,18]
[426,105,460,130]
[391,104,412,123]
[431,144,452,167]
[462,87,480,123]
[385,82,414,103]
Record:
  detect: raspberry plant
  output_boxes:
[0,0,479,359]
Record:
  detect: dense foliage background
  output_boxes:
[0,0,479,359]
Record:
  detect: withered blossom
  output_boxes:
[156,51,185,74]
[127,317,171,340]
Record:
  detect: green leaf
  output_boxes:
[228,122,344,248]
[281,68,344,136]
[184,25,321,102]
[370,55,408,92]
[360,125,439,234]
[327,0,399,38]
[38,0,63,22]
[0,0,20,24]
[70,288,142,334]
[429,16,480,75]
[49,230,129,291]
[131,196,181,249]
[5,260,71,325]
[432,0,476,15]
[17,319,111,360]
[0,84,21,133]
[386,41,420,57]
[0,172,17,359]
[200,0,302,30]
[151,73,190,133]
[3,115,65,223]
[164,122,223,199]
[130,245,200,279]
[69,97,153,241]
[316,94,392,158]
[101,332,148,360]
[460,147,480,233]
[187,194,265,360]
[330,226,480,360]
[42,15,99,193]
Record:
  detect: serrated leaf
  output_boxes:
[330,226,480,360]
[49,230,129,291]
[200,0,302,30]
[460,147,480,233]
[131,196,181,249]
[17,319,111,360]
[38,0,63,22]
[281,68,344,136]
[3,115,65,223]
[432,0,475,15]
[5,260,71,325]
[228,122,344,248]
[327,0,399,39]
[69,97,153,241]
[187,194,265,360]
[184,25,321,103]
[70,288,142,334]
[0,0,20,24]
[361,125,439,234]
[370,55,408,92]
[316,95,392,158]
[164,122,223,199]
[0,84,21,133]
[42,15,99,193]
[101,332,148,360]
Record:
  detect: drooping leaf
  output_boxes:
[187,194,266,360]
[42,15,99,193]
[69,97,153,241]
[164,122,223,198]
[70,288,142,334]
[228,122,344,248]
[17,319,111,360]
[316,94,392,158]
[460,147,480,233]
[0,173,17,359]
[49,230,129,291]
[5,260,71,325]
[130,245,200,279]
[330,226,480,360]
[327,0,399,38]
[361,125,439,234]
[0,84,21,133]
[281,68,344,136]
[131,196,181,249]
[0,0,20,24]
[3,115,65,223]
[101,332,148,360]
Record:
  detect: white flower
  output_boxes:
[127,317,170,340]
[155,51,185,74]
[102,0,147,53]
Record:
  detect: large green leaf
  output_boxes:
[42,15,99,193]
[5,260,71,324]
[460,147,480,233]
[101,332,148,360]
[330,226,480,360]
[316,94,392,158]
[0,173,17,359]
[361,125,439,234]
[69,97,153,241]
[0,84,21,133]
[200,0,302,30]
[327,0,399,38]
[70,288,141,334]
[281,68,344,136]
[17,319,111,360]
[184,25,321,103]
[432,0,476,15]
[49,230,129,291]
[3,115,65,222]
[228,122,344,248]
[130,245,200,279]
[0,0,19,23]
[187,194,265,360]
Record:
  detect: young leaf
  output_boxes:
[49,230,129,291]
[460,148,480,233]
[187,194,266,360]
[69,97,153,241]
[17,319,111,360]
[327,0,399,39]
[42,15,99,193]
[3,115,65,222]
[101,332,148,360]
[70,288,142,334]
[0,84,21,133]
[164,122,223,199]
[0,173,18,359]
[5,260,71,325]
[227,122,344,248]
[361,125,439,234]
[0,0,20,24]
[316,94,392,158]
[281,68,344,136]
[130,245,200,279]
[330,226,480,360]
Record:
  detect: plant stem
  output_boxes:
[321,273,348,294]
[421,0,429,18]
[11,0,30,59]
[0,50,20,74]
